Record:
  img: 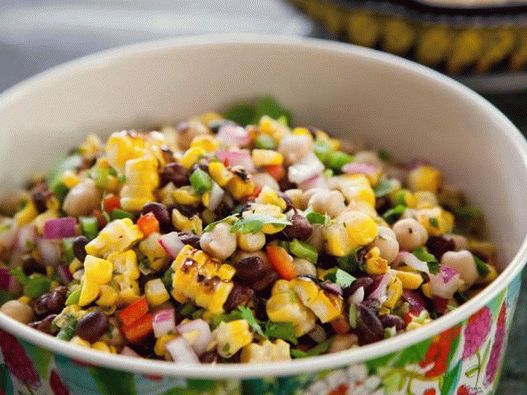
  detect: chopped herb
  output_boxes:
[23,274,52,298]
[162,268,174,293]
[110,209,134,221]
[413,246,439,274]
[47,154,82,192]
[57,317,77,341]
[382,204,406,224]
[51,182,69,202]
[304,207,329,225]
[324,269,356,289]
[336,248,362,273]
[429,217,439,228]
[474,255,490,277]
[209,310,243,329]
[455,206,482,220]
[394,190,409,206]
[230,215,291,234]
[254,96,292,126]
[291,340,330,359]
[384,327,396,338]
[254,135,276,150]
[378,149,391,161]
[10,266,28,285]
[0,290,13,305]
[191,309,205,319]
[326,151,354,171]
[79,216,99,239]
[264,322,297,345]
[238,306,264,337]
[88,168,110,188]
[178,302,197,318]
[374,179,397,198]
[313,140,332,163]
[289,239,318,264]
[190,169,213,194]
[65,288,81,306]
[63,238,75,263]
[223,104,256,126]
[203,215,239,233]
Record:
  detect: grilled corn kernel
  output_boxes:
[96,285,119,307]
[214,320,253,358]
[173,186,201,205]
[325,223,353,257]
[291,277,343,323]
[85,218,142,258]
[237,232,266,252]
[105,131,145,171]
[240,339,291,363]
[408,165,443,194]
[384,276,403,309]
[255,186,286,211]
[364,247,389,275]
[226,172,255,200]
[145,279,170,306]
[180,147,206,169]
[395,270,423,290]
[14,201,38,226]
[139,233,168,272]
[258,115,289,142]
[190,135,219,152]
[84,255,113,284]
[252,149,284,167]
[114,275,140,304]
[154,334,177,357]
[208,161,234,187]
[109,250,139,280]
[171,209,202,234]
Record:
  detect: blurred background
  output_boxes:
[0,1,525,393]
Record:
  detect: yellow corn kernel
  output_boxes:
[84,256,113,284]
[124,171,159,187]
[109,250,139,280]
[180,147,206,169]
[255,186,286,211]
[408,165,443,193]
[384,277,403,309]
[389,188,417,208]
[339,210,379,246]
[69,258,82,275]
[213,320,254,358]
[61,170,81,188]
[336,174,376,207]
[364,247,389,275]
[258,115,289,142]
[92,342,115,354]
[415,207,454,236]
[70,336,91,348]
[173,186,201,205]
[105,131,146,171]
[79,133,103,157]
[292,127,313,140]
[421,283,432,299]
[414,191,438,209]
[171,209,202,234]
[240,339,291,363]
[79,278,100,307]
[85,218,142,258]
[114,275,140,304]
[291,277,343,323]
[237,232,266,253]
[325,223,353,257]
[216,264,236,281]
[252,149,284,167]
[18,296,31,305]
[120,186,154,212]
[96,285,119,307]
[145,279,170,306]
[208,161,234,187]
[226,173,255,200]
[190,135,219,152]
[14,201,38,226]
[395,270,423,290]
[154,334,177,357]
[139,233,168,272]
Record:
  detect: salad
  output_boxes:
[0,98,497,364]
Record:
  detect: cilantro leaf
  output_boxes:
[413,246,439,274]
[9,266,28,285]
[253,96,292,126]
[374,179,397,198]
[230,215,291,234]
[382,204,406,224]
[304,207,330,225]
[291,340,330,359]
[238,306,265,337]
[455,206,482,220]
[264,322,297,345]
[324,269,356,289]
[336,249,362,273]
[223,103,256,126]
[474,255,490,277]
[378,149,391,161]
[23,274,51,298]
[203,215,239,233]
[429,217,439,228]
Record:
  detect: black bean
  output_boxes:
[72,235,89,262]
[235,256,266,283]
[178,232,201,249]
[346,277,374,298]
[22,257,46,276]
[199,351,218,364]
[426,236,455,260]
[31,294,51,317]
[251,270,279,292]
[357,304,384,345]
[29,314,57,334]
[76,311,109,343]
[379,314,406,331]
[160,163,189,188]
[224,283,254,312]
[30,184,51,213]
[142,202,171,227]
[284,214,313,241]
[47,286,67,313]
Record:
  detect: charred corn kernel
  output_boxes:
[173,186,201,205]
[237,232,266,252]
[395,270,423,290]
[61,170,81,188]
[190,135,218,152]
[79,278,100,307]
[14,201,38,226]
[34,210,57,235]
[114,275,140,304]
[171,245,235,314]
[213,320,253,358]
[421,283,432,299]
[266,281,316,336]
[292,127,313,140]
[71,336,91,348]
[105,131,145,171]
[92,342,115,354]
[384,277,403,309]
[180,147,206,169]
[86,218,142,258]
[80,133,103,157]
[84,255,113,284]
[414,191,438,209]
[139,233,168,272]
[208,161,234,187]
[154,334,177,357]
[18,296,31,305]
[291,277,343,323]
[69,258,82,275]
[171,209,202,234]
[252,149,283,167]
[364,247,388,275]
[240,339,291,363]
[336,174,375,207]
[121,157,158,211]
[339,210,378,246]
[145,279,170,306]
[96,285,119,307]
[258,115,289,142]
[408,165,442,194]
[255,186,286,211]
[325,223,353,257]
[415,207,454,236]
[226,173,255,200]
[109,250,139,280]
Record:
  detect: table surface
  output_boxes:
[0,2,525,393]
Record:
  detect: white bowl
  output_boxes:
[0,35,526,395]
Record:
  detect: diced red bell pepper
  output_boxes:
[137,212,160,237]
[330,315,351,335]
[266,165,285,181]
[118,296,149,327]
[266,245,297,281]
[122,313,153,343]
[103,194,121,213]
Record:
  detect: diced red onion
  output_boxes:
[402,290,427,315]
[342,162,378,176]
[43,217,77,240]
[216,125,251,148]
[298,174,328,191]
[216,150,255,173]
[177,319,212,356]
[393,252,430,274]
[158,232,185,258]
[321,282,343,296]
[0,219,18,249]
[288,152,324,185]
[348,286,365,305]
[165,336,200,364]
[153,308,176,338]
[207,183,224,212]
[120,346,141,358]
[36,238,61,266]
[57,265,73,285]
[0,268,20,293]
[368,272,393,303]
[429,266,463,299]
[15,224,35,252]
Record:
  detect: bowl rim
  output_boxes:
[1,34,526,379]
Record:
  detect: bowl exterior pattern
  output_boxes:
[0,274,521,395]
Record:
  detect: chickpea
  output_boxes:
[300,188,325,209]
[292,258,317,277]
[237,232,266,253]
[252,173,279,191]
[278,134,313,164]
[200,222,237,261]
[308,190,346,218]
[1,300,34,324]
[373,226,399,263]
[284,189,304,210]
[392,218,428,251]
[444,234,469,251]
[328,334,358,353]
[63,179,102,217]
[441,250,478,290]
[307,224,325,253]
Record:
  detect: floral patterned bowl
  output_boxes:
[0,35,526,395]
